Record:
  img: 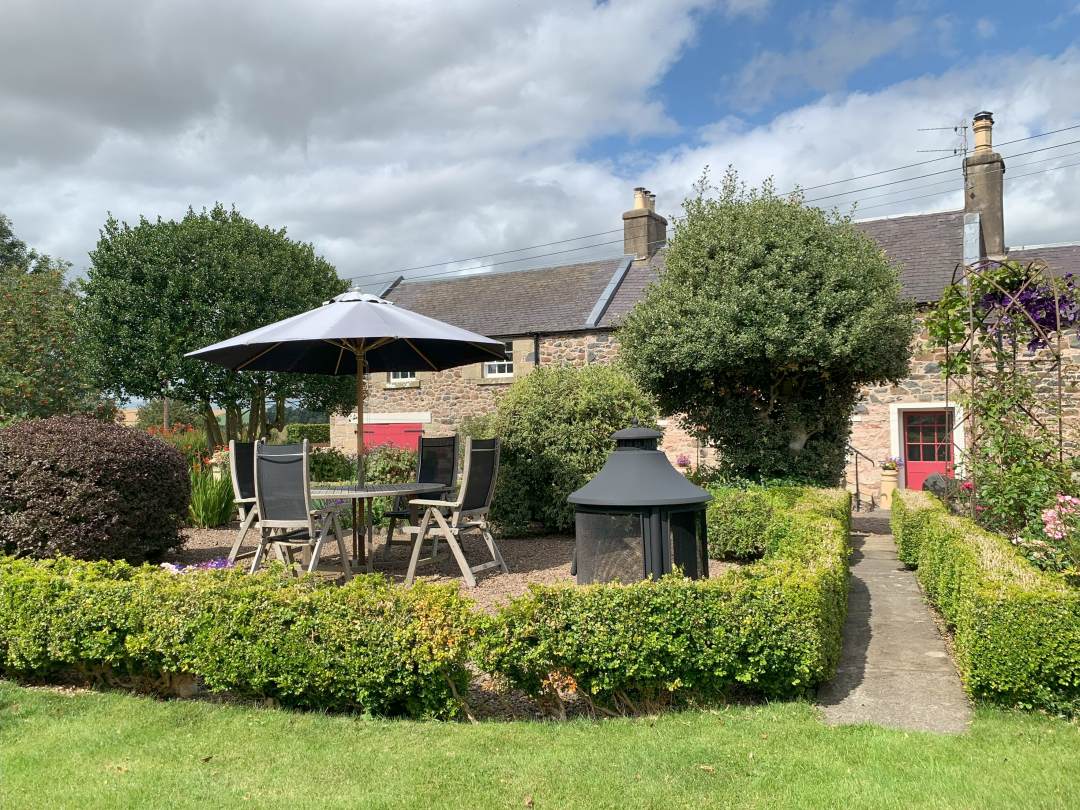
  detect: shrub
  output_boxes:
[892,490,1080,714]
[147,423,209,468]
[285,423,331,444]
[188,468,234,528]
[310,447,356,482]
[481,488,850,712]
[0,416,189,562]
[0,558,478,718]
[704,485,804,560]
[618,169,914,485]
[489,364,658,536]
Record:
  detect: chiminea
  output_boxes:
[568,424,711,584]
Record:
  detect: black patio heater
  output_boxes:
[568,424,711,584]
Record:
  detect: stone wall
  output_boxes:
[331,330,711,468]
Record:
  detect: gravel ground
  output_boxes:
[175,522,739,613]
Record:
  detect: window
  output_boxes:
[389,370,416,383]
[484,341,515,377]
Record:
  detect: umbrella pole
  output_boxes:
[355,348,366,568]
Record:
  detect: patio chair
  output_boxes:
[226,440,259,564]
[381,435,458,557]
[250,440,352,581]
[403,437,508,588]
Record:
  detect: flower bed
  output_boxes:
[479,487,851,713]
[892,490,1080,714]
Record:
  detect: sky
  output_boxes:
[2,0,1080,290]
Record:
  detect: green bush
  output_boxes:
[489,364,658,536]
[704,485,804,560]
[188,468,234,528]
[0,558,477,718]
[481,488,851,711]
[309,447,356,482]
[285,423,331,444]
[0,416,189,562]
[892,490,1080,714]
[148,424,209,467]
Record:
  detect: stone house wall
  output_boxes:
[331,330,711,469]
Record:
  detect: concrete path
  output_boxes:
[817,511,971,733]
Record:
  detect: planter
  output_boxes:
[879,468,898,509]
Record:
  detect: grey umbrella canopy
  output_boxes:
[186,289,506,483]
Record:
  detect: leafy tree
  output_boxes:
[80,205,352,446]
[135,398,202,430]
[619,170,914,485]
[0,214,107,422]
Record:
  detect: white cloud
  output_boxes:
[975,18,997,39]
[645,49,1080,249]
[0,0,1078,292]
[729,5,920,108]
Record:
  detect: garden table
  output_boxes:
[310,482,445,573]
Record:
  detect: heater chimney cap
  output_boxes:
[973,110,994,122]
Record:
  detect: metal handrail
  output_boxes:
[846,444,877,512]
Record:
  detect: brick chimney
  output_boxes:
[623,187,667,259]
[963,111,1006,260]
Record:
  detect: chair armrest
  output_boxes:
[409,498,457,508]
[235,497,256,505]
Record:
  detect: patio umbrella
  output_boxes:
[185,288,505,484]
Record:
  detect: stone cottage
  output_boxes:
[331,111,1080,501]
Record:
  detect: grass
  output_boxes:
[1,681,1078,809]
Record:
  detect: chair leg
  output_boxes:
[382,516,397,558]
[405,508,435,586]
[482,526,509,574]
[331,513,352,582]
[307,515,330,575]
[249,532,267,574]
[229,507,257,563]
[431,510,476,588]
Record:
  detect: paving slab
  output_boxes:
[818,511,972,734]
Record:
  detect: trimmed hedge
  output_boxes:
[0,559,477,718]
[285,423,330,444]
[892,490,1080,714]
[705,485,803,560]
[480,488,851,711]
[0,415,189,561]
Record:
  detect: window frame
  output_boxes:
[483,340,515,378]
[388,370,417,384]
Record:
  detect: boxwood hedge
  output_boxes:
[284,423,331,444]
[892,490,1080,714]
[479,488,851,712]
[0,559,477,719]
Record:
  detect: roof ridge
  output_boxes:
[854,208,963,224]
[393,255,625,288]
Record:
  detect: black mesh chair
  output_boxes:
[381,435,458,556]
[251,440,352,580]
[226,440,259,563]
[404,437,507,588]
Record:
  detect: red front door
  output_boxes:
[902,410,954,490]
[363,423,423,452]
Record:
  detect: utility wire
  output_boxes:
[342,122,1080,287]
[789,121,1080,193]
[804,138,1080,204]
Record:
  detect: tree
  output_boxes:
[0,214,106,423]
[135,398,202,430]
[80,205,352,446]
[619,170,914,484]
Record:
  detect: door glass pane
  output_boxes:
[908,444,922,461]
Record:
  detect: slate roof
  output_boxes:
[1009,244,1080,277]
[385,258,622,337]
[855,211,966,303]
[383,210,1080,336]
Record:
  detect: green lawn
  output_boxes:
[1,680,1077,809]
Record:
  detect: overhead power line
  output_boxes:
[790,121,1080,193]
[340,121,1080,287]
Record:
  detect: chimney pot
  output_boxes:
[623,187,667,260]
[972,110,994,153]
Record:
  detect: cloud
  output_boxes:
[975,18,997,39]
[1,0,1079,293]
[646,49,1080,248]
[728,4,920,108]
